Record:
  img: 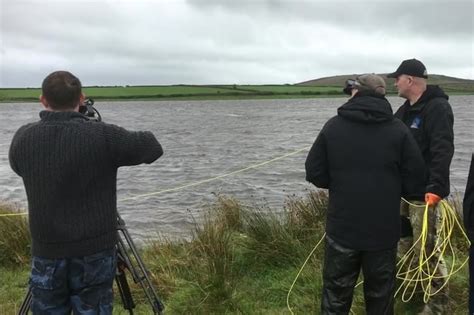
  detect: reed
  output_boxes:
[0,202,30,267]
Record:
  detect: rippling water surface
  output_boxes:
[1,96,472,240]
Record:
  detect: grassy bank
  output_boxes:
[2,74,473,103]
[0,193,469,314]
[0,85,344,102]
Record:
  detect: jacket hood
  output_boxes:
[337,93,393,123]
[415,85,449,105]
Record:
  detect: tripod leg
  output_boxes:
[18,286,32,315]
[116,250,136,314]
[117,215,164,314]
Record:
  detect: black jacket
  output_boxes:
[9,111,163,258]
[394,85,454,199]
[305,93,425,250]
[464,154,474,242]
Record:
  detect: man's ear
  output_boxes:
[74,93,85,111]
[39,95,50,110]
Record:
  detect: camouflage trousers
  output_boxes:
[398,201,448,315]
[30,248,116,315]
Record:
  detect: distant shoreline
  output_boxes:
[2,92,473,104]
[0,94,351,103]
[0,84,342,103]
[1,80,472,103]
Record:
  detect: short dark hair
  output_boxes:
[41,71,82,110]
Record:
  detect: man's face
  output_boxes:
[394,74,412,99]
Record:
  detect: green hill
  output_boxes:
[1,75,472,102]
[297,74,474,94]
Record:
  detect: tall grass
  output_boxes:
[0,202,30,267]
[0,193,469,314]
[140,192,329,314]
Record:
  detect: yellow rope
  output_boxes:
[119,146,310,202]
[286,233,326,315]
[287,198,470,313]
[0,212,28,217]
[0,146,311,217]
[395,199,470,303]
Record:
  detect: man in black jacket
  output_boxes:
[9,71,163,314]
[388,59,454,314]
[305,74,425,315]
[464,154,474,314]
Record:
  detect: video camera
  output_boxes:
[79,98,102,122]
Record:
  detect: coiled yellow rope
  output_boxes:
[395,199,470,303]
[286,198,470,314]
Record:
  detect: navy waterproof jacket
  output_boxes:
[305,92,425,250]
[394,85,454,199]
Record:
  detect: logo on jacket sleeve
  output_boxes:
[410,116,422,129]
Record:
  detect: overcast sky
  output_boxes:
[1,0,473,87]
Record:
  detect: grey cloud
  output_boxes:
[187,0,473,38]
[1,0,472,87]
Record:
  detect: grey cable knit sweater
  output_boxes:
[9,110,163,258]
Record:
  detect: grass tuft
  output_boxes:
[0,202,30,267]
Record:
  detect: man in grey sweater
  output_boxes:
[9,71,163,314]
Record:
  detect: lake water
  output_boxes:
[1,96,472,240]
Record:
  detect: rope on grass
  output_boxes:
[286,232,326,315]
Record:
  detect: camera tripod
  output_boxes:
[18,214,164,315]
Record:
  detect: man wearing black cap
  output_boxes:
[306,74,425,315]
[388,59,454,314]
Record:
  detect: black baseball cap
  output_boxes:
[387,59,428,79]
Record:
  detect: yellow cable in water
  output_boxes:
[119,146,311,202]
[0,146,311,217]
